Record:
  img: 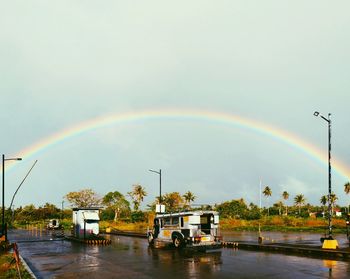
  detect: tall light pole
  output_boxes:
[313,111,333,239]
[61,201,64,221]
[9,160,38,212]
[2,154,22,242]
[149,169,162,204]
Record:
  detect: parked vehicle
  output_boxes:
[147,210,222,250]
[46,219,61,230]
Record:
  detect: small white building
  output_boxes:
[72,208,100,238]
[335,209,342,217]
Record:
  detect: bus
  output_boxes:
[147,210,222,250]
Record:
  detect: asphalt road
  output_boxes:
[8,229,350,278]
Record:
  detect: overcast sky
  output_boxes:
[1,1,350,210]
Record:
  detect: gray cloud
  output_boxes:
[2,1,350,208]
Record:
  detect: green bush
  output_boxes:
[100,209,115,221]
[130,211,146,223]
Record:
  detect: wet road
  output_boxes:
[223,230,350,247]
[8,229,350,278]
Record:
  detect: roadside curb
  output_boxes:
[222,241,350,260]
[19,254,37,279]
[104,230,147,238]
[65,236,112,245]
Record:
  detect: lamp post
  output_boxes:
[149,169,162,204]
[61,201,64,221]
[2,154,22,242]
[313,111,332,239]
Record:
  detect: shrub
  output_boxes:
[130,211,146,223]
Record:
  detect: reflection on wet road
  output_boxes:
[223,231,350,247]
[9,230,350,278]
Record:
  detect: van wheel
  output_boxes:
[148,233,154,245]
[173,236,183,248]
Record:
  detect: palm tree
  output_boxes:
[320,195,327,217]
[276,201,284,215]
[282,191,289,215]
[294,194,306,216]
[128,184,147,211]
[329,193,338,217]
[345,182,350,194]
[344,182,350,213]
[183,191,196,209]
[263,186,272,216]
[162,192,184,212]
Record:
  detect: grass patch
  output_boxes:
[100,216,348,234]
[0,251,33,279]
[100,220,149,233]
[219,216,348,233]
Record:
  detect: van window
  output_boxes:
[172,218,179,225]
[164,218,171,225]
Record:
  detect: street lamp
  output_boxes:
[149,169,162,204]
[313,112,333,239]
[2,154,22,242]
[61,201,64,221]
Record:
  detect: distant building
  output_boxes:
[334,209,342,217]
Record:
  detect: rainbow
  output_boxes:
[3,108,350,180]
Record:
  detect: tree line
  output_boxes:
[64,185,196,222]
[6,181,350,225]
[262,181,350,217]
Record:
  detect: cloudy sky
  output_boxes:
[1,1,350,210]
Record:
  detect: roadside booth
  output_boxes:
[72,208,100,238]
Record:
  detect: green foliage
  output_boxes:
[244,207,262,220]
[102,191,130,221]
[162,192,184,212]
[269,205,281,216]
[65,189,101,208]
[263,186,272,197]
[100,208,115,221]
[130,211,146,223]
[282,191,289,200]
[0,253,33,278]
[294,194,306,214]
[147,192,185,212]
[127,184,147,211]
[59,219,72,230]
[183,191,196,209]
[344,182,350,195]
[215,199,249,219]
[8,182,350,228]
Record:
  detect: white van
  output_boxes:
[147,211,222,250]
[46,219,61,230]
